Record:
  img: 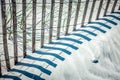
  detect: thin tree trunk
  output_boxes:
[32,0,37,52]
[8,0,13,40]
[111,0,118,13]
[1,0,11,71]
[49,0,55,43]
[103,0,110,16]
[65,0,72,35]
[12,0,18,65]
[41,0,46,48]
[95,0,103,20]
[73,0,81,31]
[88,0,96,23]
[81,0,89,27]
[56,0,64,39]
[22,0,27,57]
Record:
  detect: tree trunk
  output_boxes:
[12,0,18,64]
[1,0,11,71]
[22,0,27,57]
[32,0,37,52]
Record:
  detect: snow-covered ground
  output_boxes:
[0,11,120,80]
[0,0,120,80]
[48,13,120,80]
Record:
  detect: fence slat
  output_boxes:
[81,0,89,27]
[49,0,55,43]
[96,0,103,20]
[111,0,118,13]
[73,0,81,31]
[0,58,2,76]
[56,0,64,39]
[22,0,26,57]
[41,0,46,48]
[65,0,72,35]
[12,0,18,65]
[32,0,37,52]
[103,0,110,16]
[1,0,11,71]
[88,0,96,23]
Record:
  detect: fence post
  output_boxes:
[22,0,27,58]
[56,0,64,39]
[0,58,2,76]
[1,0,11,71]
[81,0,89,27]
[12,0,18,64]
[49,0,55,43]
[32,0,37,52]
[103,0,110,16]
[65,0,72,35]
[96,0,103,20]
[73,0,81,31]
[88,0,96,23]
[41,0,46,48]
[111,0,118,13]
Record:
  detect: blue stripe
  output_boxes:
[98,18,117,25]
[1,75,21,80]
[51,42,78,50]
[88,26,106,33]
[26,55,57,67]
[72,33,91,41]
[11,69,45,80]
[112,12,120,14]
[35,50,65,61]
[80,29,97,36]
[105,15,120,21]
[43,46,71,55]
[89,22,111,29]
[59,38,83,44]
[17,62,52,75]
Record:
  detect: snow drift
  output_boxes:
[0,12,120,80]
[47,15,120,80]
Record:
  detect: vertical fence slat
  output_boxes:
[41,0,46,48]
[56,0,64,39]
[1,0,11,71]
[111,0,118,13]
[103,0,110,16]
[49,0,55,43]
[12,0,18,64]
[32,0,36,52]
[0,58,1,76]
[73,0,81,31]
[88,0,96,23]
[81,0,89,27]
[22,0,26,57]
[96,0,103,20]
[65,0,72,35]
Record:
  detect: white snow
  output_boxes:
[0,13,120,80]
[46,14,120,80]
